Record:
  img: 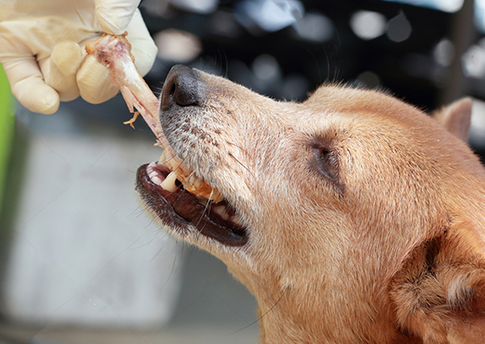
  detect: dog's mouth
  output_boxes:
[136,147,248,247]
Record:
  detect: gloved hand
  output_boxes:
[0,0,158,114]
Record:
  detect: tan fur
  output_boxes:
[142,68,485,343]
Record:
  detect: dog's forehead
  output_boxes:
[298,85,467,155]
[302,85,420,127]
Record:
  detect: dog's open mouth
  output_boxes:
[136,147,248,246]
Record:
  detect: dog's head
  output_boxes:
[137,65,485,343]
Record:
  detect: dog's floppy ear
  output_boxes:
[390,222,485,343]
[431,98,472,142]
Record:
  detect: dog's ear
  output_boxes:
[431,98,472,142]
[390,223,485,343]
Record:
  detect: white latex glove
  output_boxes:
[0,0,158,114]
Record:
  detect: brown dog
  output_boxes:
[136,65,485,343]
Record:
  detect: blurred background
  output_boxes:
[2,0,485,343]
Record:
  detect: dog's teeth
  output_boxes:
[213,205,230,220]
[232,214,242,225]
[149,172,162,186]
[154,147,224,202]
[210,189,224,203]
[161,171,178,192]
[147,162,162,186]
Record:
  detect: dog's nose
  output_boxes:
[160,65,204,110]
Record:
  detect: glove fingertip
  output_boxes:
[131,41,158,77]
[51,42,84,76]
[34,88,60,114]
[77,55,119,104]
[95,1,138,35]
[82,87,118,104]
[13,82,60,115]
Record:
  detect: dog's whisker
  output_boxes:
[171,188,189,208]
[194,197,212,230]
[228,152,254,177]
[231,287,289,335]
[225,140,254,160]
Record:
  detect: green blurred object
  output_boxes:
[0,63,15,211]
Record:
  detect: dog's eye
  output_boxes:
[312,143,339,183]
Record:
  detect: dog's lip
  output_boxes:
[136,163,248,247]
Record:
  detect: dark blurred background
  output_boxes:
[140,0,485,154]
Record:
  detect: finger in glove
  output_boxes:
[77,54,119,104]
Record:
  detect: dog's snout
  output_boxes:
[160,65,205,110]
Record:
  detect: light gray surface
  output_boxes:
[0,96,259,343]
[2,122,182,329]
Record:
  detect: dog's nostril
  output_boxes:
[172,81,197,106]
[161,64,204,109]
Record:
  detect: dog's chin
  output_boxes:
[136,163,248,247]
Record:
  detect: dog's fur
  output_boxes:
[138,65,485,343]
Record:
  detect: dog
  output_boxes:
[136,64,485,343]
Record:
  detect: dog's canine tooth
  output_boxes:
[161,171,179,192]
[212,205,230,220]
[157,148,224,203]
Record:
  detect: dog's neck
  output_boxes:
[253,286,402,343]
[238,265,382,343]
[254,285,422,344]
[230,240,423,344]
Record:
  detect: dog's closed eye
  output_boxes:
[311,141,340,185]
